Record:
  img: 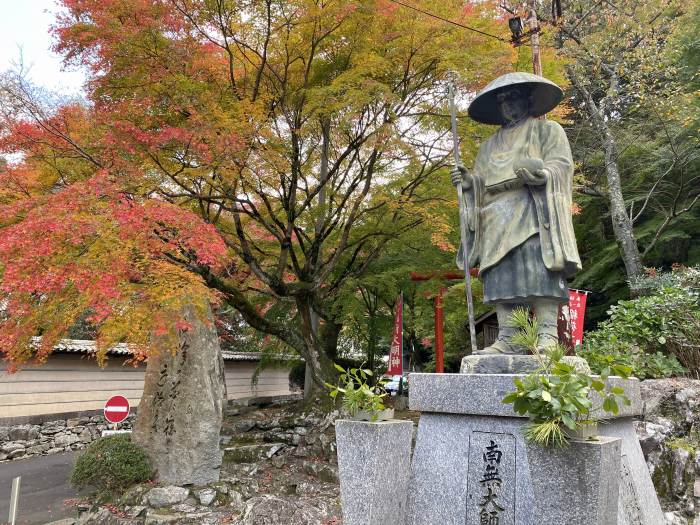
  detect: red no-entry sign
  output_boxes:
[104,395,130,424]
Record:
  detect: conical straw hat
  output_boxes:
[468,72,564,125]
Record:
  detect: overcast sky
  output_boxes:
[0,0,86,94]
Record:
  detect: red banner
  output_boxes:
[558,290,589,349]
[568,290,588,346]
[387,294,403,376]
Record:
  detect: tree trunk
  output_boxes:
[301,340,338,401]
[367,314,377,385]
[303,118,333,401]
[568,71,645,280]
[304,308,320,402]
[601,130,645,279]
[297,297,339,400]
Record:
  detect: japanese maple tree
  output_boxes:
[1,0,518,393]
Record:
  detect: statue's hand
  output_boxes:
[515,167,547,186]
[450,166,473,190]
[514,157,545,173]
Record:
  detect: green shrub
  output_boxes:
[325,363,388,420]
[577,336,686,379]
[580,266,699,378]
[502,309,631,448]
[70,435,153,496]
[630,265,700,295]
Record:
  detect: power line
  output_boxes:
[385,0,509,43]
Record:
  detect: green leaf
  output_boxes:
[502,393,519,404]
[561,414,576,430]
[527,389,542,399]
[333,363,346,373]
[603,395,619,415]
[541,391,552,402]
[591,380,605,392]
[513,398,528,414]
[612,364,633,378]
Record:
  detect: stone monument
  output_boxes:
[335,72,665,525]
[405,73,664,525]
[133,303,226,485]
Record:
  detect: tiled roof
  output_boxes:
[40,338,285,362]
[53,338,132,355]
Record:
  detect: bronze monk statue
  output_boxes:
[452,72,581,354]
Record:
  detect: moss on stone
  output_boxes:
[667,437,697,454]
[231,434,257,445]
[651,461,672,501]
[214,491,230,506]
[223,443,284,464]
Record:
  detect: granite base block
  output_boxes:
[527,436,621,525]
[407,373,663,525]
[599,418,665,525]
[335,419,413,525]
[408,372,643,420]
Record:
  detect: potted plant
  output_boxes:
[325,363,393,421]
[329,363,412,525]
[501,309,632,447]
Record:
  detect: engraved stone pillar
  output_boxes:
[336,419,413,525]
[132,303,225,486]
[406,373,664,525]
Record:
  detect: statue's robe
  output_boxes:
[456,117,581,304]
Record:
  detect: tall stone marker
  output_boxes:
[133,303,226,485]
[336,419,413,525]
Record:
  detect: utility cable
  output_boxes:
[385,0,510,43]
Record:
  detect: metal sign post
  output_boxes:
[8,476,21,525]
[101,394,133,437]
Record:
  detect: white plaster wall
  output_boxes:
[0,354,292,418]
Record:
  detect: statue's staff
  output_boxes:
[448,79,478,353]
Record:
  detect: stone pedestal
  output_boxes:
[460,354,591,374]
[407,373,664,525]
[336,419,413,525]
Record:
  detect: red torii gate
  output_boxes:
[410,269,479,373]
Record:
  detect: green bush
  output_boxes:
[325,363,388,419]
[579,267,699,378]
[502,309,631,448]
[70,435,153,495]
[577,335,686,379]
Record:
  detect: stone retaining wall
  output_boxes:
[635,378,699,523]
[0,414,136,462]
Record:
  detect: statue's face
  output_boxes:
[497,88,529,123]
